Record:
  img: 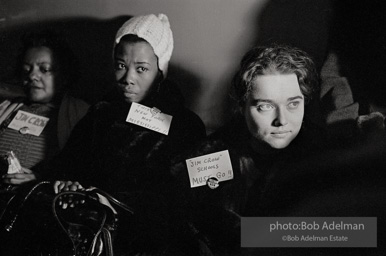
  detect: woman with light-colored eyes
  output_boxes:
[167,44,321,255]
[233,45,316,153]
[0,30,89,185]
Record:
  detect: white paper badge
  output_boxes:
[186,150,234,188]
[7,110,49,136]
[126,102,173,135]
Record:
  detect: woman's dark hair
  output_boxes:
[232,44,319,108]
[16,29,80,90]
[115,34,148,47]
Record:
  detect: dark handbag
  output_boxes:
[0,181,134,256]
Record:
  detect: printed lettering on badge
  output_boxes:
[8,110,49,136]
[186,150,234,188]
[126,102,173,135]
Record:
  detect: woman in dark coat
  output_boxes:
[46,13,206,255]
[167,44,322,255]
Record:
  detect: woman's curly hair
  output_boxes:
[232,44,319,108]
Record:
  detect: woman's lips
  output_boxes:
[120,84,136,95]
[123,90,136,95]
[29,86,44,92]
[271,131,291,138]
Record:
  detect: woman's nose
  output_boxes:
[122,68,135,85]
[28,67,40,81]
[273,108,289,126]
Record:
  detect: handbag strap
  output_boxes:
[2,181,132,256]
[3,180,51,232]
[85,187,134,214]
[52,187,134,256]
[102,227,114,256]
[52,190,108,256]
[89,227,114,256]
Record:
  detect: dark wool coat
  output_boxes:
[40,79,206,255]
[166,114,325,256]
[168,111,386,256]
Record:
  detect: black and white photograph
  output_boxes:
[0,0,385,255]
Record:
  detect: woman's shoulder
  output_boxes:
[208,114,251,151]
[154,79,207,139]
[87,100,129,119]
[169,107,206,139]
[0,82,25,101]
[60,93,90,113]
[56,93,91,149]
[64,100,124,136]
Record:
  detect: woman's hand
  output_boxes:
[53,181,116,213]
[53,180,84,194]
[2,167,36,185]
[53,181,117,213]
[53,180,84,209]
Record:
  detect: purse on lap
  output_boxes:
[0,181,134,256]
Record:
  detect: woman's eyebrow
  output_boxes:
[287,96,304,101]
[114,57,151,66]
[250,99,274,105]
[135,61,151,66]
[23,61,51,65]
[250,96,303,105]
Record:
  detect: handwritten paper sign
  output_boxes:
[186,150,234,188]
[126,102,173,135]
[8,110,49,136]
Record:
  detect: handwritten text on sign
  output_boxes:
[186,150,234,188]
[126,102,173,135]
[8,110,49,136]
